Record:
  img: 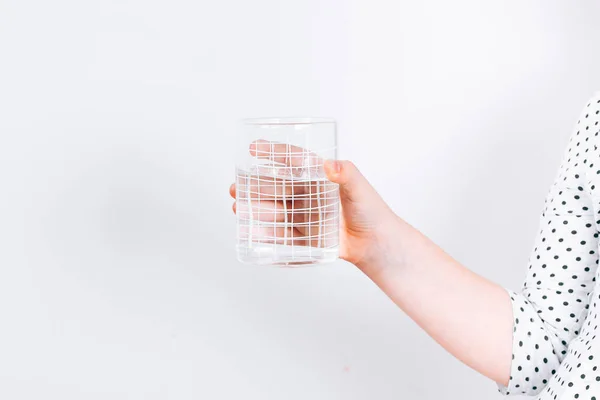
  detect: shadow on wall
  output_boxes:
[37,147,224,272]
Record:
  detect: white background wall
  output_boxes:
[1,0,600,399]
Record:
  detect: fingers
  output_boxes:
[239,175,302,199]
[236,174,337,201]
[323,160,339,179]
[238,224,302,246]
[249,139,322,168]
[235,198,337,224]
[237,223,337,247]
[236,200,291,223]
[232,176,303,201]
[233,148,342,250]
[324,159,369,203]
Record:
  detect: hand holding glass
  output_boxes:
[235,117,339,266]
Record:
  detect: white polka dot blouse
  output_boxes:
[498,92,600,398]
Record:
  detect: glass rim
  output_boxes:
[239,116,336,126]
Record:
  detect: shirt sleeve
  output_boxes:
[498,92,600,396]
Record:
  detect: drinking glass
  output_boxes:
[235,117,339,266]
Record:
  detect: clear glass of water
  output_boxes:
[235,117,339,266]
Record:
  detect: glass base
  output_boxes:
[236,244,339,267]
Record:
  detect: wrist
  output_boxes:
[353,213,410,277]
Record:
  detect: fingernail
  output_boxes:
[331,160,341,174]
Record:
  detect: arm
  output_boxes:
[321,93,600,395]
[324,161,514,386]
[368,218,514,386]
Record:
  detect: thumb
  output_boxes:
[324,159,370,202]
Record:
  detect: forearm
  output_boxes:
[357,215,513,386]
